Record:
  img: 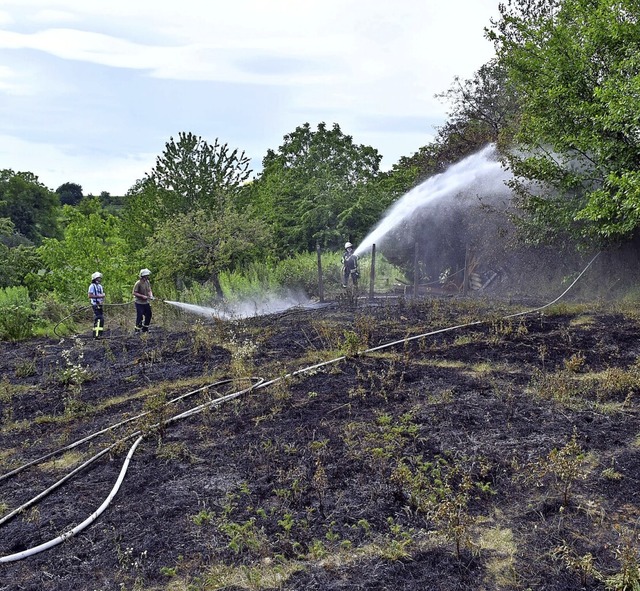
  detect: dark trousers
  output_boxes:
[92,305,104,338]
[135,302,152,331]
[343,269,358,287]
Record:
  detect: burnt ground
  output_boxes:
[1,295,640,590]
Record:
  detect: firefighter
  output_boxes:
[341,242,359,288]
[132,268,154,332]
[88,271,105,339]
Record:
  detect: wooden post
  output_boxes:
[317,242,324,303]
[463,245,470,296]
[413,242,419,299]
[369,244,376,301]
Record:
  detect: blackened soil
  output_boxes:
[1,297,640,591]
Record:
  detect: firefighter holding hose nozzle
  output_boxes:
[132,268,154,333]
[341,242,359,289]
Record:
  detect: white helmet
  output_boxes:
[345,242,353,249]
[91,272,102,281]
[139,268,151,278]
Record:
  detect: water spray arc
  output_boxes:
[354,144,511,257]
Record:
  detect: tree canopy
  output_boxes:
[0,170,60,244]
[488,0,640,245]
[56,182,84,206]
[246,122,383,256]
[120,133,253,253]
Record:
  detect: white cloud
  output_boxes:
[32,9,80,24]
[0,0,501,194]
[0,134,155,194]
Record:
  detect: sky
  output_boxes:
[0,0,500,196]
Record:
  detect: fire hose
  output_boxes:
[0,252,600,562]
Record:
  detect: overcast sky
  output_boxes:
[0,0,500,196]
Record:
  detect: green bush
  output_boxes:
[271,254,322,296]
[0,286,36,341]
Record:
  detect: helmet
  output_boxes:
[345,242,353,249]
[139,268,151,278]
[91,272,102,281]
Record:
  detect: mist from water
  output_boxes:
[354,144,512,256]
[165,289,315,320]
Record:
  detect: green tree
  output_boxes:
[38,199,132,302]
[488,0,640,244]
[0,170,60,244]
[145,206,271,298]
[56,182,84,206]
[247,122,382,256]
[0,218,42,292]
[121,133,252,253]
[150,131,251,214]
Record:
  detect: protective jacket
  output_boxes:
[341,250,358,273]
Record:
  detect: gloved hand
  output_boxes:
[149,296,155,301]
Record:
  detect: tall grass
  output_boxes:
[0,286,36,341]
[180,251,405,305]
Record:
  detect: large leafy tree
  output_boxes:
[121,133,252,253]
[247,122,382,256]
[488,0,640,245]
[56,182,84,206]
[0,170,60,244]
[38,199,132,302]
[146,206,271,298]
[121,133,269,294]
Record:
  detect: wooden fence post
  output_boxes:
[369,244,376,301]
[413,242,419,299]
[317,242,324,303]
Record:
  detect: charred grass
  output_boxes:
[1,297,640,590]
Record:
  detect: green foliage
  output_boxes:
[37,200,133,302]
[0,219,43,293]
[390,454,486,558]
[56,182,84,206]
[120,132,252,254]
[145,206,271,299]
[219,518,267,555]
[490,0,640,244]
[269,252,324,296]
[246,122,382,256]
[0,170,60,244]
[523,428,589,506]
[152,132,251,211]
[177,250,404,305]
[0,286,36,341]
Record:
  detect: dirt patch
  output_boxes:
[1,297,640,590]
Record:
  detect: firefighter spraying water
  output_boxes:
[341,242,360,289]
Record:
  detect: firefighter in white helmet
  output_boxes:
[88,271,105,339]
[132,268,154,332]
[341,241,359,289]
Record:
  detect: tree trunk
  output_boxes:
[211,272,224,299]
